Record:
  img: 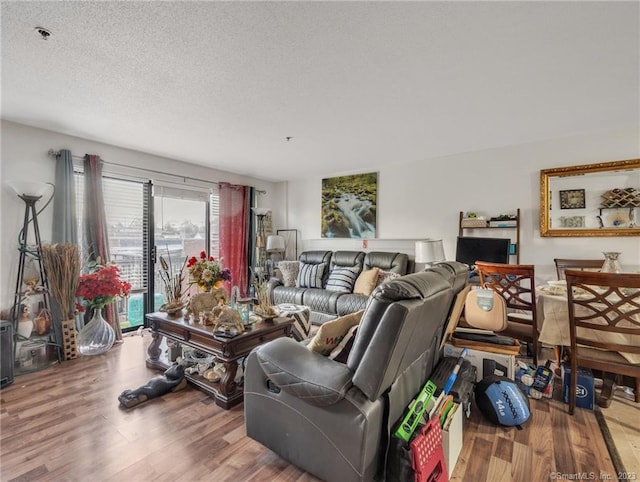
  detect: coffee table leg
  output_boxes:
[219,360,238,397]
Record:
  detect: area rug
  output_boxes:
[594,405,627,474]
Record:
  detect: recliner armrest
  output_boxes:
[255,337,354,407]
[267,277,283,304]
[267,277,284,290]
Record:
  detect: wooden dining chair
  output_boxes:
[554,258,603,280]
[565,270,640,414]
[474,261,539,365]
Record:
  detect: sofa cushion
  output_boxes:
[278,260,300,287]
[326,266,360,293]
[254,337,354,407]
[308,310,364,355]
[353,268,380,296]
[302,288,342,315]
[363,251,409,274]
[336,293,369,317]
[270,285,306,306]
[298,262,327,288]
[329,251,365,273]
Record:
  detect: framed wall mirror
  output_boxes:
[277,229,298,261]
[540,158,640,237]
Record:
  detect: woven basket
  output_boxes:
[61,319,78,360]
[461,218,487,228]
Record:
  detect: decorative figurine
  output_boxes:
[185,289,228,322]
[209,305,245,334]
[118,364,187,409]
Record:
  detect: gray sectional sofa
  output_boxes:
[268,250,410,324]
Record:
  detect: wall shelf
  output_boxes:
[458,209,521,264]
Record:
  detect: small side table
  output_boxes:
[276,303,311,341]
[146,312,293,409]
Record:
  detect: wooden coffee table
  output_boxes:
[146,312,293,409]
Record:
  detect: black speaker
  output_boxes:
[1,320,14,388]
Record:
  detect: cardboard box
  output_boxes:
[443,343,516,382]
[562,364,594,410]
[442,402,463,476]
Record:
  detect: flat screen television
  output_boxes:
[455,236,510,268]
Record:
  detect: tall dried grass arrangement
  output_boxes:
[254,277,276,318]
[159,255,186,305]
[40,243,80,320]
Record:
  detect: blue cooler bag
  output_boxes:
[475,375,531,430]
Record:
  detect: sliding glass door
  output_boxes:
[152,185,215,312]
[75,172,219,332]
[75,174,149,331]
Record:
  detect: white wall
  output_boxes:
[3,121,639,310]
[284,125,640,282]
[0,120,279,309]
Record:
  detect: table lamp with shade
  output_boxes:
[415,239,445,268]
[266,235,285,262]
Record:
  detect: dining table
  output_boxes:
[536,281,640,406]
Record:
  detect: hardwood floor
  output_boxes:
[0,332,626,482]
[600,388,640,474]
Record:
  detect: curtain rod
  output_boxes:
[47,149,267,195]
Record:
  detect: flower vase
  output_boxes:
[77,307,115,356]
[601,252,622,274]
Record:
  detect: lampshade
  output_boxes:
[5,181,51,198]
[252,207,271,216]
[266,235,285,252]
[415,239,445,264]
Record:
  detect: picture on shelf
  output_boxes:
[559,189,586,209]
[559,216,585,228]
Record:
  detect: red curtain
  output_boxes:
[219,183,250,297]
[83,154,122,342]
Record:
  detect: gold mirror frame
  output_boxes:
[540,158,640,237]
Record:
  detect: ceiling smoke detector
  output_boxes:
[35,27,52,40]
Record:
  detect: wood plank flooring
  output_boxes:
[599,389,640,474]
[0,332,627,482]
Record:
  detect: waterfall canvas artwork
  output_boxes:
[321,172,377,238]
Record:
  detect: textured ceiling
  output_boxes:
[1,1,638,182]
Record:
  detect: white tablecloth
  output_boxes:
[537,286,640,364]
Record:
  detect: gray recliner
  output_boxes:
[245,261,469,482]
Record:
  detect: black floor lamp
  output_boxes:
[6,181,59,365]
